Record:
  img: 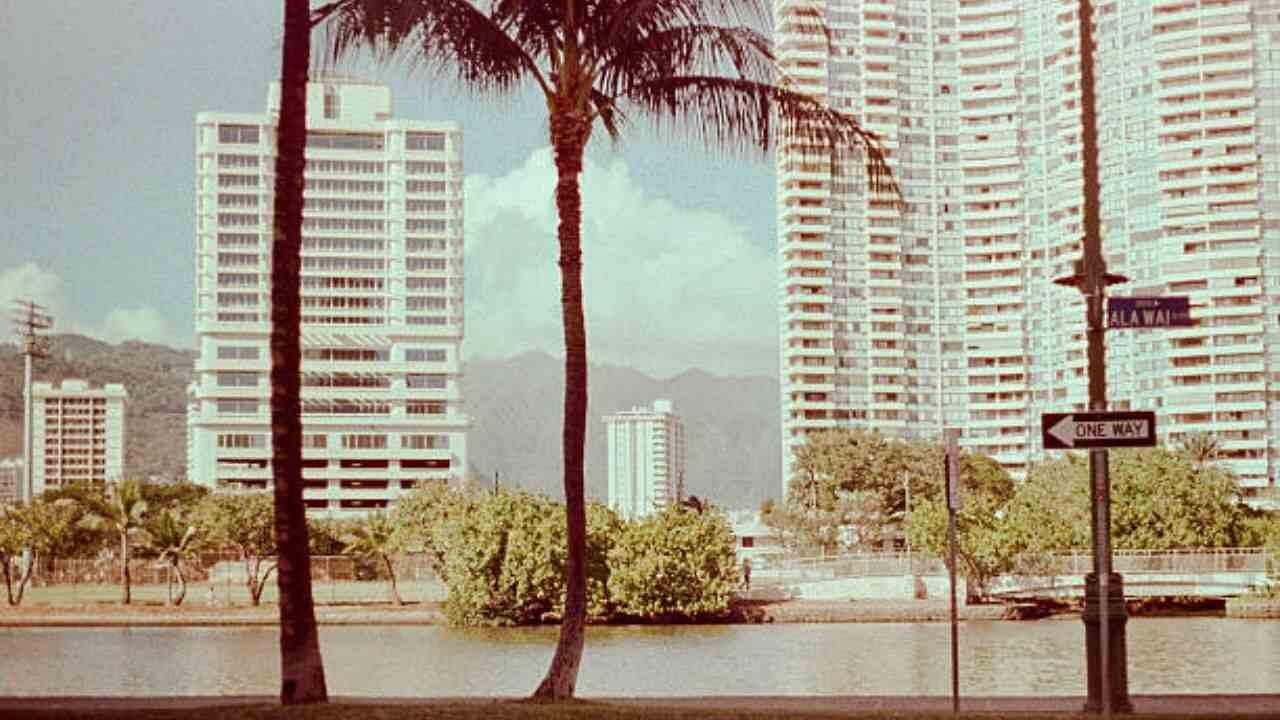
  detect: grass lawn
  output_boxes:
[4,699,1276,720]
[3,703,1269,720]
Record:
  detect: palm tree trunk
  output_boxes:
[533,104,592,701]
[270,0,327,705]
[121,531,131,605]
[382,554,403,606]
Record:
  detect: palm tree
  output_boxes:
[340,513,404,606]
[143,509,199,607]
[1180,432,1220,466]
[80,480,148,605]
[317,0,894,699]
[270,0,328,704]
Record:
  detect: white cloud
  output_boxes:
[0,263,71,341]
[464,149,777,377]
[0,263,183,348]
[98,306,182,347]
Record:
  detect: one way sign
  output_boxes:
[1041,411,1157,450]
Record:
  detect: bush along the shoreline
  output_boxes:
[394,486,738,626]
[608,507,740,622]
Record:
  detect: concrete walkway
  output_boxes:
[0,694,1277,715]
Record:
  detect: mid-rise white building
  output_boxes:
[605,400,686,520]
[28,380,127,495]
[776,0,1280,505]
[188,78,469,515]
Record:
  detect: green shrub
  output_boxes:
[607,507,739,621]
[438,491,616,626]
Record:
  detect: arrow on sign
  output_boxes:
[1047,415,1076,448]
[1041,411,1157,450]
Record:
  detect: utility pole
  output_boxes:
[1054,0,1131,712]
[11,300,52,505]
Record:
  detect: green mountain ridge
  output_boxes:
[1,337,781,508]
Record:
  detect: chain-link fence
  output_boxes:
[3,553,445,607]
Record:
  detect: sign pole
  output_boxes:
[944,428,961,714]
[1068,0,1131,711]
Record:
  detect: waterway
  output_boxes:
[1,618,1276,697]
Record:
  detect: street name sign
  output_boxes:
[1041,411,1157,450]
[1107,296,1192,329]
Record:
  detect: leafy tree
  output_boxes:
[307,518,351,556]
[197,493,277,606]
[437,491,617,627]
[318,0,894,699]
[1110,448,1249,549]
[40,482,115,557]
[783,429,1013,554]
[272,0,328,704]
[140,483,210,515]
[0,504,33,606]
[340,513,404,606]
[907,495,1012,599]
[141,508,200,606]
[392,481,476,578]
[79,480,149,605]
[608,506,738,620]
[0,500,82,607]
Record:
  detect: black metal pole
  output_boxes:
[944,429,961,714]
[1076,0,1130,712]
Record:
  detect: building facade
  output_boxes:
[188,78,469,515]
[605,400,686,520]
[29,380,127,495]
[0,459,22,505]
[776,0,1280,504]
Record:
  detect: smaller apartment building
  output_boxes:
[605,400,686,521]
[30,380,127,496]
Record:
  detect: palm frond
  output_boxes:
[316,0,551,96]
[595,24,774,99]
[623,75,899,198]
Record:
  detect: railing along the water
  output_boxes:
[753,548,1271,588]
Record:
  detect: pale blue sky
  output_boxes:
[0,1,778,377]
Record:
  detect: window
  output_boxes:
[404,348,447,362]
[218,124,260,144]
[216,345,260,360]
[406,374,446,389]
[323,85,340,119]
[401,434,450,449]
[216,372,259,387]
[217,433,266,449]
[307,131,384,150]
[341,433,387,449]
[303,434,328,449]
[406,132,446,150]
[407,401,446,415]
[216,399,260,415]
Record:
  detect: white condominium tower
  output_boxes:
[188,78,468,515]
[776,0,1280,504]
[605,400,686,520]
[30,380,127,496]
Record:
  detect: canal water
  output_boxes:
[2,618,1276,697]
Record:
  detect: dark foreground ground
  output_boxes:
[1,695,1278,719]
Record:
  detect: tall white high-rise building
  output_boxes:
[30,380,127,495]
[776,0,1280,505]
[605,400,686,520]
[188,78,469,515]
